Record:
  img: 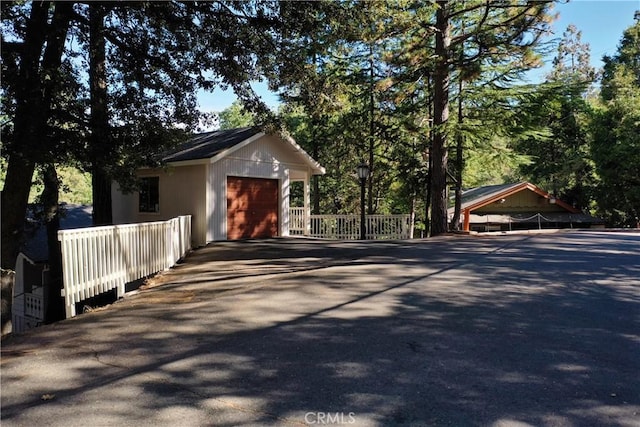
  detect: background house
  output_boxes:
[112,127,325,246]
[11,204,93,333]
[449,182,604,232]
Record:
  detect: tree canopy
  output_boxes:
[1,1,638,280]
[0,0,335,269]
[590,19,640,226]
[218,100,255,130]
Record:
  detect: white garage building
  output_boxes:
[111,127,325,246]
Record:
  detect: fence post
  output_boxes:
[57,231,76,318]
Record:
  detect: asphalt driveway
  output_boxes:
[1,231,639,426]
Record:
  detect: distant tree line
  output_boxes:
[272,4,638,231]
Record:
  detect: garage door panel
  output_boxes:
[227,177,278,239]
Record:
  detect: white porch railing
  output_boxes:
[290,210,411,240]
[290,207,307,234]
[58,215,191,318]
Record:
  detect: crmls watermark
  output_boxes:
[304,412,356,425]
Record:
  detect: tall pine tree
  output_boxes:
[591,17,640,226]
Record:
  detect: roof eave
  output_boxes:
[157,158,210,168]
[283,134,326,175]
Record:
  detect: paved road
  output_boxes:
[1,231,639,427]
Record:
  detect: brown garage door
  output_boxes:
[227,177,279,240]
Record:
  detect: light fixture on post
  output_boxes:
[356,162,370,240]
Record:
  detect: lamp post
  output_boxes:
[356,162,370,240]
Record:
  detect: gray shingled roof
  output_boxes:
[21,204,93,263]
[161,127,262,163]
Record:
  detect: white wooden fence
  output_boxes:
[290,207,307,234]
[58,215,191,318]
[290,210,411,240]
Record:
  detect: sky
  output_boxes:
[527,0,640,80]
[196,0,640,114]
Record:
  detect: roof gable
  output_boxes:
[454,182,580,214]
[159,127,325,174]
[460,182,523,209]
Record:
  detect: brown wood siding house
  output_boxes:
[448,182,604,232]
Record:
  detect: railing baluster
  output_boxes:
[57,216,191,319]
[288,211,412,240]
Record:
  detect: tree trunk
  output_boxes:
[310,49,321,215]
[1,158,37,270]
[41,164,65,323]
[310,128,320,214]
[430,1,451,236]
[1,2,72,269]
[311,128,321,214]
[424,74,434,238]
[90,4,113,226]
[425,169,431,237]
[1,2,48,269]
[92,173,113,225]
[409,193,416,239]
[450,77,464,231]
[367,43,375,215]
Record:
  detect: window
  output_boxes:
[139,177,159,213]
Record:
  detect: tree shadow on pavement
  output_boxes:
[1,232,639,426]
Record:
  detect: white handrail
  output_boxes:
[58,215,191,318]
